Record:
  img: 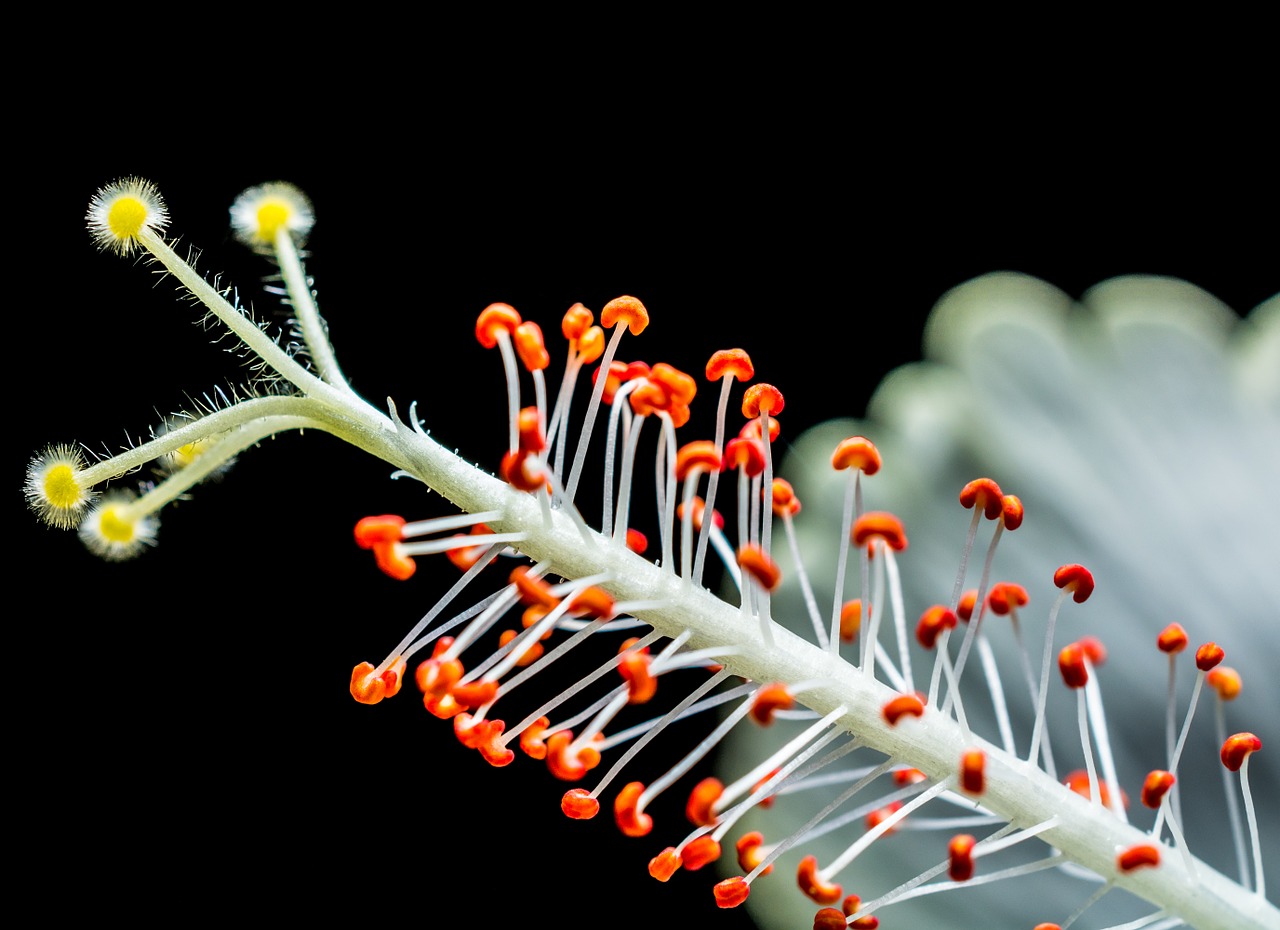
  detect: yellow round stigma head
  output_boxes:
[86,177,169,255]
[77,491,159,561]
[25,444,96,529]
[229,182,314,252]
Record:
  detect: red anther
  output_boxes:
[614,781,653,837]
[706,348,755,383]
[348,657,406,705]
[677,497,725,532]
[840,600,864,642]
[517,406,545,453]
[1001,494,1024,530]
[625,527,649,554]
[1053,564,1095,603]
[713,876,750,909]
[1063,770,1128,810]
[500,449,547,493]
[353,514,405,549]
[949,833,977,881]
[666,402,692,429]
[455,716,514,767]
[682,835,722,870]
[1117,844,1161,872]
[686,776,724,827]
[986,582,1029,615]
[372,540,415,580]
[771,478,801,517]
[742,382,785,418]
[475,302,521,348]
[650,362,698,406]
[739,415,781,443]
[814,907,847,930]
[600,295,649,335]
[852,512,908,552]
[1206,666,1242,701]
[1221,732,1262,772]
[797,854,842,905]
[1157,622,1189,654]
[519,716,551,760]
[648,847,682,882]
[735,831,772,875]
[568,585,615,620]
[450,680,499,710]
[1035,925,1063,930]
[498,629,542,666]
[453,712,487,749]
[676,440,722,480]
[561,788,600,820]
[546,730,602,782]
[831,436,882,475]
[510,566,560,609]
[846,896,878,928]
[1141,770,1176,809]
[738,543,782,591]
[629,380,672,418]
[561,302,593,341]
[444,524,493,572]
[513,320,549,371]
[1078,635,1107,667]
[893,767,927,786]
[1058,643,1089,688]
[842,894,862,917]
[959,478,1004,520]
[960,748,986,795]
[618,641,657,704]
[1196,642,1225,671]
[723,436,766,477]
[867,800,904,834]
[751,683,795,726]
[415,638,463,697]
[623,360,651,381]
[916,604,958,650]
[576,326,605,364]
[957,589,978,623]
[594,360,633,405]
[882,693,926,726]
[423,693,464,719]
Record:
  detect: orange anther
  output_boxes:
[445,524,493,572]
[1117,844,1161,872]
[510,566,560,609]
[625,527,649,554]
[986,582,1029,615]
[893,767,927,786]
[1078,635,1107,667]
[600,294,649,335]
[916,604,958,650]
[1035,925,1064,930]
[614,781,653,837]
[713,876,750,909]
[677,496,724,532]
[450,680,499,710]
[1058,643,1089,689]
[723,436,766,477]
[1063,770,1127,810]
[415,638,463,696]
[959,477,1004,520]
[882,693,925,726]
[751,683,795,726]
[423,693,464,719]
[771,478,801,517]
[618,643,657,704]
[735,831,772,875]
[513,320,549,371]
[1141,770,1176,809]
[546,730,602,782]
[956,589,978,623]
[814,907,847,930]
[498,628,542,666]
[667,402,692,429]
[831,436,882,475]
[1196,642,1225,671]
[475,302,521,348]
[561,787,600,820]
[519,716,551,760]
[960,748,986,795]
[517,406,545,453]
[649,362,697,406]
[1001,494,1024,530]
[797,854,842,905]
[594,360,634,405]
[686,776,724,827]
[353,514,404,549]
[852,512,908,552]
[1053,564,1095,603]
[568,586,615,620]
[648,847,682,882]
[500,449,547,493]
[1221,732,1261,772]
[739,415,781,443]
[676,440,722,480]
[839,600,864,642]
[576,325,605,364]
[948,834,977,881]
[846,896,878,928]
[706,348,754,382]
[1157,622,1189,654]
[1206,666,1242,701]
[742,382,785,418]
[372,540,415,580]
[454,715,514,767]
[682,835,722,870]
[738,543,782,591]
[629,380,672,418]
[348,657,406,705]
[867,800,904,834]
[561,302,593,341]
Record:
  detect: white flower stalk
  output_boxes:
[26,182,1276,930]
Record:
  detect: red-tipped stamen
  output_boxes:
[1028,564,1094,770]
[1222,732,1265,897]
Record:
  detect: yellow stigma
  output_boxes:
[255,201,291,243]
[98,505,136,544]
[107,197,149,241]
[43,464,82,509]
